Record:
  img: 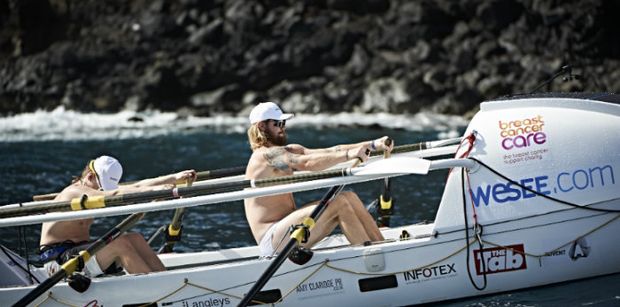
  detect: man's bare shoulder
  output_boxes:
[262,146,297,172]
[284,144,306,154]
[246,146,294,178]
[54,184,94,201]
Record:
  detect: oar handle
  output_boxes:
[195,166,246,181]
[372,137,461,156]
[383,138,393,159]
[32,193,57,202]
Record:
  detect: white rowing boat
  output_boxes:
[1,93,619,306]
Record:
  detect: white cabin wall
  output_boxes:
[433,98,620,233]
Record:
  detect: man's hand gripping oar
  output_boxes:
[12,213,145,307]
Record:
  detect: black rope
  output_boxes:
[21,226,36,284]
[462,168,487,291]
[470,157,620,213]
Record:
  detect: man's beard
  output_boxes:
[267,130,287,146]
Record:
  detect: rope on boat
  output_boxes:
[482,213,620,262]
[278,261,329,303]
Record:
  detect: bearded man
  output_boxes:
[244,102,393,257]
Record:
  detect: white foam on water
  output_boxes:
[0,107,468,142]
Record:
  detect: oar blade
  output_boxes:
[354,157,431,176]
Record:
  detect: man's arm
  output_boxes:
[102,170,196,195]
[125,170,197,188]
[261,147,344,172]
[262,136,394,172]
[290,136,393,155]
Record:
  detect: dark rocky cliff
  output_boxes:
[0,0,618,116]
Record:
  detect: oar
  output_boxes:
[1,157,443,227]
[377,138,393,227]
[158,176,195,253]
[29,138,461,202]
[237,185,345,307]
[12,213,144,307]
[0,155,433,219]
[32,166,247,201]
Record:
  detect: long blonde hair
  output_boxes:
[247,123,270,151]
[72,161,93,184]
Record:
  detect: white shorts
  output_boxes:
[258,222,281,258]
[44,254,104,277]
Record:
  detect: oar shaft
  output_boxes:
[159,176,194,253]
[377,138,393,227]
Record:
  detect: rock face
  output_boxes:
[0,0,618,116]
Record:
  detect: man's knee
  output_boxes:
[110,235,136,252]
[333,198,356,215]
[339,191,363,206]
[345,191,362,201]
[124,232,146,243]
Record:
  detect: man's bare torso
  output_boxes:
[40,183,95,246]
[244,146,297,243]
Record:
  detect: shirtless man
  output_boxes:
[244,102,393,257]
[39,155,196,276]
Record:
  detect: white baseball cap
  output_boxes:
[249,102,294,124]
[90,156,123,190]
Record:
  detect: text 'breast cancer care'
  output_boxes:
[499,115,545,150]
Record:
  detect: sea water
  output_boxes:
[0,108,618,306]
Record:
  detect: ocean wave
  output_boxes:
[0,107,468,142]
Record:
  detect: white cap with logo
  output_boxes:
[92,155,123,190]
[249,102,294,124]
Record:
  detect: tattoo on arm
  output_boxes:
[264,147,294,172]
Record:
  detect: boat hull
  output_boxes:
[1,214,619,306]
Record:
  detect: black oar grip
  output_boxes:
[196,166,246,181]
